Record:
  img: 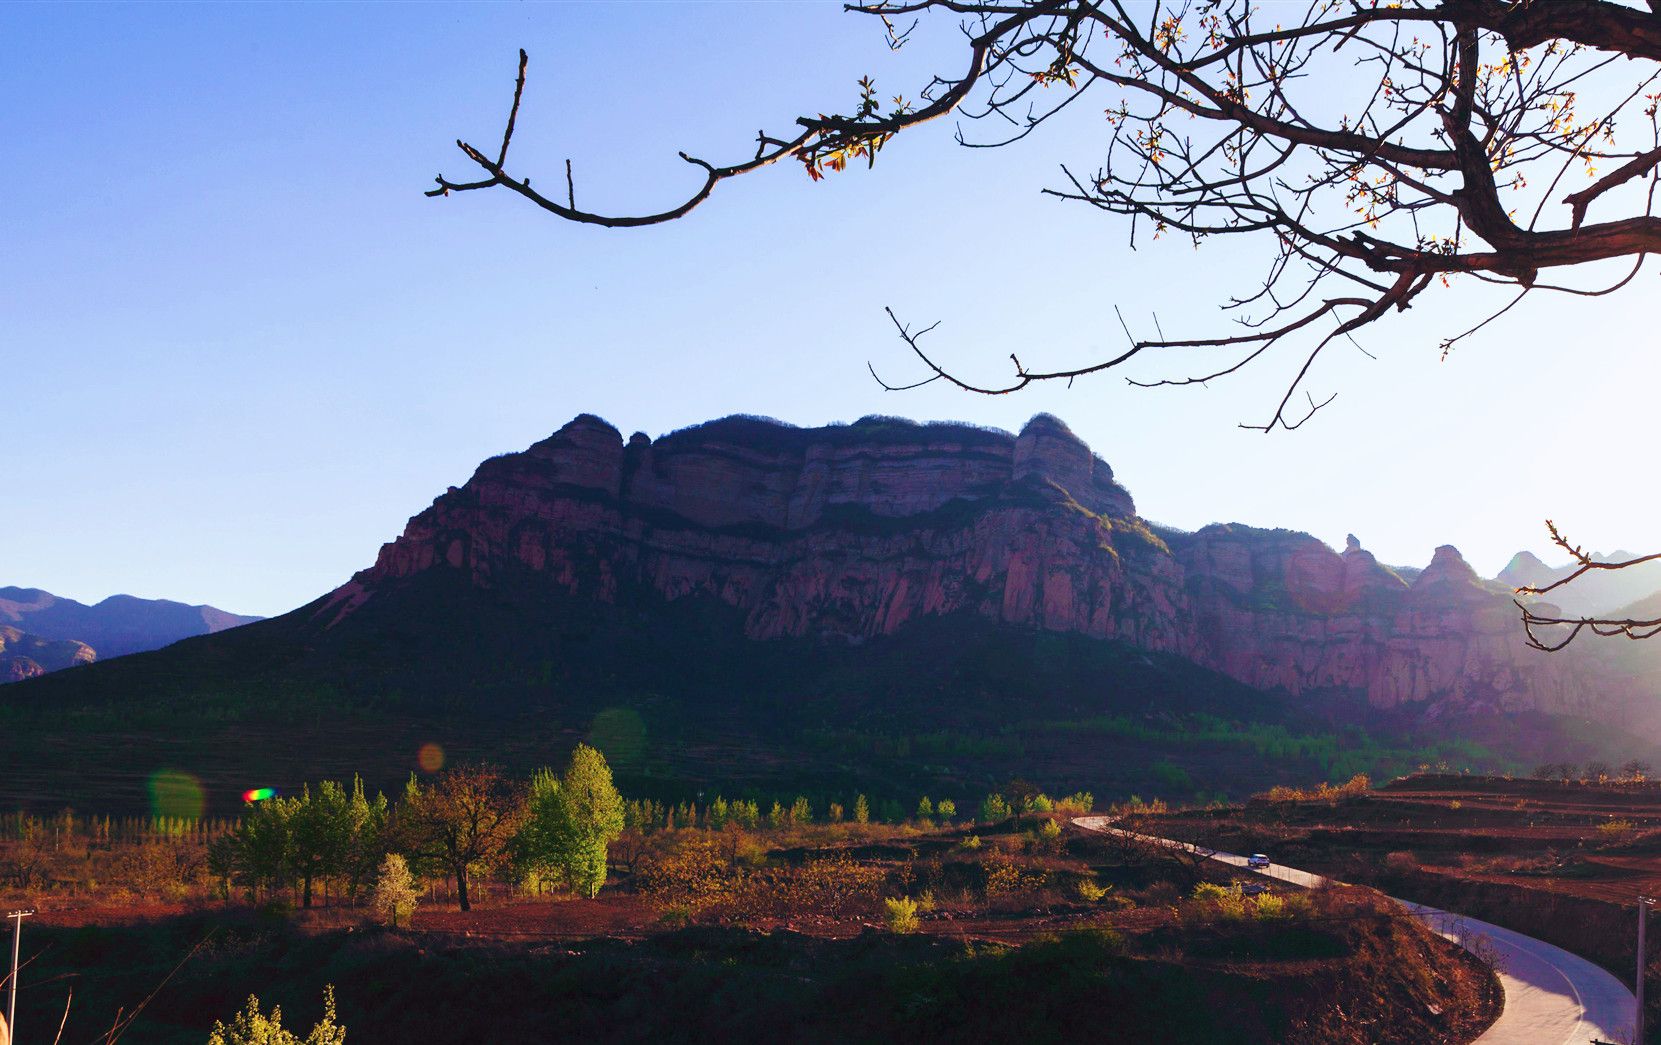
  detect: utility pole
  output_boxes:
[5,909,32,1045]
[1639,896,1655,1045]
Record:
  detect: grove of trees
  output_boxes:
[219,745,625,912]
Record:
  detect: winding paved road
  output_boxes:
[1071,816,1636,1044]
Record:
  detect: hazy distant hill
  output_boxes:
[1495,550,1661,619]
[0,586,260,670]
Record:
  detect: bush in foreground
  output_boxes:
[207,985,346,1045]
[884,896,920,934]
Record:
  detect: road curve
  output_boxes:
[1071,816,1636,1045]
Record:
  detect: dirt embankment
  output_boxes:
[14,899,1494,1045]
[1137,774,1661,1040]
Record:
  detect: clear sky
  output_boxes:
[4,2,1657,618]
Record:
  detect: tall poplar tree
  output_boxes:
[514,744,626,899]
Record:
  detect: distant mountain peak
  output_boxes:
[1503,550,1549,574]
[1493,545,1661,618]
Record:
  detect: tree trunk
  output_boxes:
[457,865,471,911]
[303,873,313,909]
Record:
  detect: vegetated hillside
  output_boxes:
[0,585,261,670]
[1497,549,1661,619]
[5,412,1653,810]
[7,594,1438,816]
[0,624,93,681]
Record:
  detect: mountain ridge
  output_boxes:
[308,412,1643,725]
[0,585,262,673]
[10,411,1653,750]
[1494,548,1661,619]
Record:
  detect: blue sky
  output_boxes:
[4,2,1657,617]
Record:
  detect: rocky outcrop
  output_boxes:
[0,625,94,682]
[333,412,1646,722]
[1168,526,1609,716]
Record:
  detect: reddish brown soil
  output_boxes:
[28,900,203,928]
[409,895,655,939]
[284,893,1155,946]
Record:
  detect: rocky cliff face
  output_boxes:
[0,625,95,682]
[326,413,1642,721]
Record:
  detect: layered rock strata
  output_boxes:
[328,413,1635,718]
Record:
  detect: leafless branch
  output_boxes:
[1516,520,1661,598]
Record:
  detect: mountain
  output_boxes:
[308,412,1630,722]
[0,625,95,682]
[0,586,261,670]
[8,412,1656,807]
[1494,549,1661,620]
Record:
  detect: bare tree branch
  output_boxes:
[431,0,1661,638]
[429,1,1661,434]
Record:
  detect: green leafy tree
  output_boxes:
[513,767,574,892]
[979,794,1011,823]
[558,744,626,898]
[789,796,812,824]
[207,832,240,900]
[936,799,956,822]
[733,799,759,829]
[514,745,626,898]
[916,797,934,823]
[289,781,352,908]
[206,985,346,1045]
[853,794,869,825]
[372,853,419,928]
[236,797,292,899]
[344,776,389,902]
[1038,818,1063,850]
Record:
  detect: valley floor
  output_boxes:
[3,815,1496,1044]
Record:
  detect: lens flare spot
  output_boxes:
[148,769,204,820]
[418,743,445,773]
[588,707,647,770]
[242,787,277,804]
